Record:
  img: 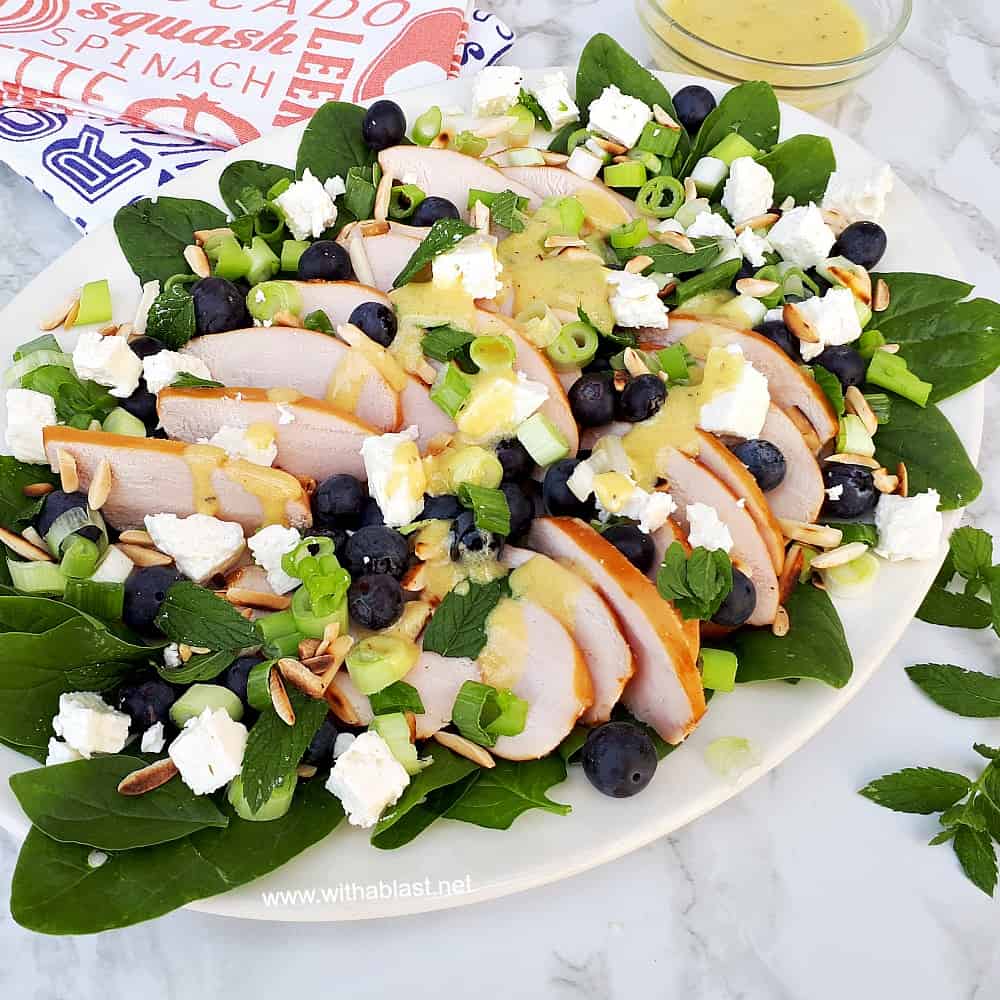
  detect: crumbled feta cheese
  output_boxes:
[787,287,862,362]
[361,426,426,527]
[533,71,579,130]
[4,388,57,464]
[274,168,338,241]
[72,332,142,399]
[456,372,549,445]
[132,279,160,335]
[248,524,302,594]
[169,707,248,795]
[822,165,894,224]
[201,424,278,467]
[276,402,295,425]
[686,502,734,553]
[592,473,676,534]
[141,721,166,754]
[686,211,736,241]
[145,512,245,583]
[768,203,836,269]
[163,642,183,669]
[142,351,213,395]
[432,233,503,300]
[87,850,108,868]
[698,345,770,439]
[874,490,943,562]
[656,218,686,236]
[325,730,410,828]
[588,85,652,149]
[324,175,347,200]
[735,228,773,267]
[45,738,83,766]
[606,270,669,329]
[825,484,844,501]
[52,692,130,759]
[472,65,523,117]
[721,157,775,225]
[566,144,604,181]
[333,732,356,758]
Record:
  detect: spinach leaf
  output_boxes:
[154,582,259,651]
[445,755,571,830]
[422,577,509,659]
[114,197,228,286]
[681,80,780,177]
[393,218,477,288]
[21,365,117,428]
[871,272,973,325]
[557,725,588,764]
[169,373,224,390]
[0,457,57,532]
[145,284,196,350]
[905,664,1000,718]
[617,238,721,275]
[10,779,343,935]
[371,744,479,849]
[241,689,328,813]
[218,160,294,216]
[872,397,981,510]
[548,120,581,155]
[813,365,845,416]
[756,135,836,205]
[656,542,733,621]
[9,754,228,850]
[368,680,424,715]
[723,582,853,687]
[296,101,373,184]
[859,766,972,814]
[343,164,377,221]
[156,649,235,685]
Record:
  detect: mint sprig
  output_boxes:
[422,577,509,659]
[154,582,259,651]
[656,542,733,621]
[393,218,476,288]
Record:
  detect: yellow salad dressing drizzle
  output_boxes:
[265,387,302,405]
[413,519,506,602]
[182,444,225,516]
[477,597,528,691]
[386,439,426,503]
[326,351,375,413]
[508,555,584,633]
[245,422,276,450]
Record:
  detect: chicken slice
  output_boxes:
[758,405,826,523]
[500,165,637,229]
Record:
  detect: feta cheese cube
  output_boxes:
[163,643,183,669]
[324,175,347,199]
[593,472,676,534]
[169,707,248,795]
[274,168,338,241]
[141,721,166,754]
[142,351,213,395]
[248,523,302,594]
[721,157,775,225]
[72,331,142,398]
[686,502,734,553]
[698,345,770,439]
[472,65,523,117]
[566,145,604,181]
[735,228,773,267]
[686,211,736,241]
[768,203,836,269]
[201,423,278,467]
[46,738,84,766]
[144,512,245,583]
[533,71,579,129]
[5,388,57,464]
[325,730,410,828]
[456,372,549,444]
[361,426,426,527]
[432,233,503,300]
[874,490,943,562]
[787,287,862,362]
[588,85,652,149]
[822,165,894,224]
[52,692,130,759]
[606,270,669,329]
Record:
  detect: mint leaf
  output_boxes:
[489,189,527,233]
[146,284,197,350]
[154,582,259,651]
[905,664,1000,718]
[953,826,998,896]
[369,680,425,715]
[169,373,224,390]
[988,565,1000,639]
[950,526,993,584]
[974,744,1000,761]
[917,553,992,629]
[940,795,988,832]
[421,325,475,365]
[422,577,509,659]
[617,238,721,275]
[859,767,971,814]
[656,542,733,621]
[518,88,551,131]
[156,649,235,685]
[393,218,476,288]
[21,366,116,428]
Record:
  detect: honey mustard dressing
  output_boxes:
[385,439,425,502]
[477,597,528,690]
[326,350,374,412]
[508,555,584,632]
[413,520,507,603]
[264,387,303,404]
[182,443,226,516]
[245,422,276,450]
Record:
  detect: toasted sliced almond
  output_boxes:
[116,542,174,567]
[433,731,495,768]
[896,461,909,497]
[315,620,341,657]
[473,115,518,139]
[117,758,179,796]
[98,323,119,337]
[734,212,780,235]
[401,563,426,593]
[178,643,193,663]
[821,208,849,236]
[873,468,900,493]
[302,653,338,676]
[390,600,433,641]
[358,219,389,238]
[542,151,569,166]
[683,177,698,203]
[736,277,781,298]
[298,637,321,660]
[405,711,417,742]
[658,230,696,254]
[21,525,46,549]
[347,230,376,288]
[425,433,454,457]
[592,137,627,156]
[225,587,291,611]
[183,244,210,278]
[373,169,394,222]
[652,104,681,129]
[0,525,53,562]
[189,645,211,655]
[278,657,327,699]
[783,303,819,344]
[879,343,900,355]
[613,369,629,392]
[118,529,155,547]
[771,605,790,637]
[825,453,881,469]
[873,278,890,312]
[845,385,878,436]
[40,294,79,331]
[544,235,586,249]
[828,264,872,306]
[272,310,301,328]
[22,482,55,498]
[557,246,604,264]
[324,680,361,725]
[810,541,869,570]
[194,226,234,246]
[270,669,296,725]
[415,359,437,385]
[87,458,113,511]
[611,154,630,165]
[779,543,806,600]
[657,280,678,299]
[56,449,79,494]
[625,254,654,274]
[62,298,81,331]
[623,347,650,378]
[430,128,455,149]
[296,763,318,779]
[778,518,843,549]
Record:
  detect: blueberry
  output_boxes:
[119,381,158,431]
[602,523,655,573]
[822,463,878,518]
[833,221,887,270]
[348,573,404,629]
[313,474,365,530]
[500,482,534,540]
[543,458,598,519]
[126,335,165,360]
[421,493,463,520]
[222,654,264,708]
[361,99,406,152]
[123,566,183,633]
[755,319,800,361]
[36,490,88,538]
[297,240,354,282]
[303,526,347,558]
[813,344,866,390]
[116,678,176,731]
[301,715,339,768]
[358,496,385,527]
[581,721,658,798]
[730,439,787,492]
[711,568,756,627]
[450,510,504,561]
[569,372,615,428]
[617,374,666,423]
[348,301,397,347]
[496,437,534,482]
[672,85,717,135]
[191,277,251,335]
[410,197,460,227]
[342,525,409,579]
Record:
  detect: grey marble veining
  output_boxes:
[1,2,999,997]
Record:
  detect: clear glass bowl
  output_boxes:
[636,0,912,109]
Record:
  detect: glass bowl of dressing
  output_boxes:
[636,0,912,109]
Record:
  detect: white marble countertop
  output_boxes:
[1,1,998,996]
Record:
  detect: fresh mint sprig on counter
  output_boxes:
[916,526,999,632]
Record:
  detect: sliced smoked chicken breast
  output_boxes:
[758,405,826,523]
[337,223,421,293]
[500,166,637,227]
[403,651,479,740]
[290,281,391,326]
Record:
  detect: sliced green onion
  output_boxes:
[291,583,349,638]
[370,713,423,775]
[430,362,472,419]
[44,506,105,556]
[421,325,475,364]
[629,149,662,174]
[657,343,690,383]
[864,392,892,424]
[264,632,304,659]
[505,147,546,166]
[389,184,426,220]
[280,239,310,273]
[369,680,425,715]
[635,175,685,219]
[3,350,73,389]
[455,130,488,157]
[267,177,292,200]
[229,771,297,821]
[170,684,244,726]
[856,327,886,360]
[516,412,570,467]
[557,196,585,236]
[546,321,599,369]
[566,128,592,152]
[452,680,501,746]
[247,660,277,711]
[102,407,146,437]
[866,350,932,407]
[442,446,503,490]
[63,579,124,619]
[60,535,100,579]
[469,334,515,372]
[506,104,535,146]
[280,534,336,577]
[706,132,760,165]
[347,635,419,696]
[836,414,875,457]
[609,217,649,249]
[413,105,442,146]
[704,736,758,778]
[246,236,281,286]
[206,234,250,281]
[822,522,878,546]
[604,160,647,189]
[254,203,285,243]
[636,119,680,157]
[73,280,113,327]
[458,483,511,535]
[485,689,528,737]
[13,333,61,361]
[820,551,880,598]
[246,279,302,323]
[303,309,334,334]
[7,558,65,595]
[257,608,298,643]
[700,648,738,692]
